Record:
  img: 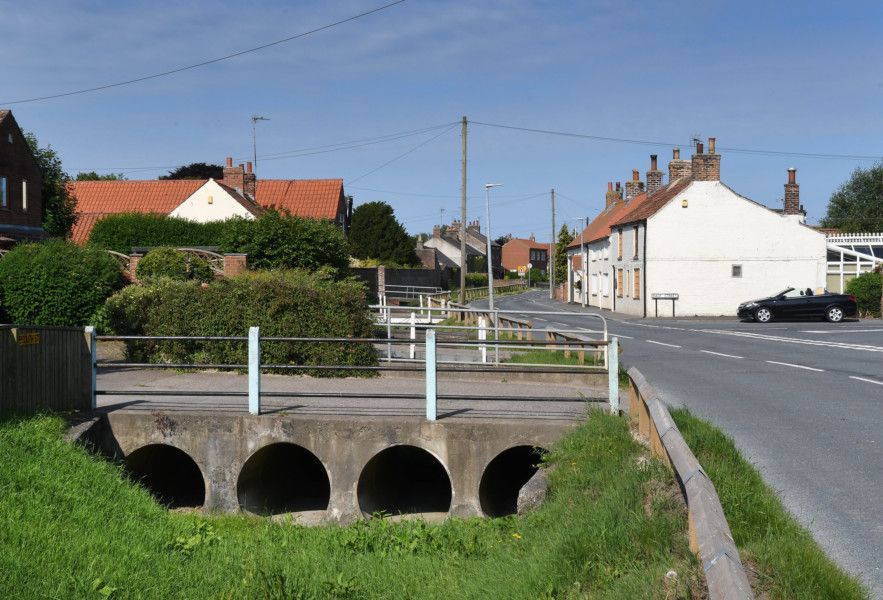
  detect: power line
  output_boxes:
[0,0,407,105]
[346,124,457,185]
[471,120,881,161]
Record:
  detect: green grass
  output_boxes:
[0,413,701,600]
[671,409,869,600]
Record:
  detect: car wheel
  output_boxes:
[754,307,772,323]
[825,306,844,323]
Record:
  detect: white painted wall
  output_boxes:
[610,223,646,316]
[423,236,463,266]
[645,181,826,316]
[169,180,257,223]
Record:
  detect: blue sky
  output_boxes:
[2,0,881,239]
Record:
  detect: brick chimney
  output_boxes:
[605,181,619,208]
[243,161,256,199]
[646,154,664,196]
[625,169,645,201]
[615,181,623,201]
[467,219,480,233]
[668,147,692,181]
[221,156,245,192]
[432,225,441,239]
[784,168,801,215]
[529,233,535,241]
[691,137,721,181]
[449,219,460,234]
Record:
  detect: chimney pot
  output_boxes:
[607,181,613,192]
[696,142,704,155]
[673,147,680,160]
[615,182,621,191]
[650,154,658,170]
[226,156,233,167]
[238,163,244,171]
[708,137,716,154]
[788,167,796,184]
[632,169,639,182]
[246,161,253,173]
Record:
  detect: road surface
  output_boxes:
[477,290,882,596]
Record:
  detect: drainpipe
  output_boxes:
[642,223,648,318]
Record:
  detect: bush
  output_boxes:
[218,212,349,274]
[465,273,487,288]
[136,247,214,282]
[87,213,226,253]
[845,271,882,317]
[104,270,376,374]
[0,240,126,326]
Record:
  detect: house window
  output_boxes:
[633,226,639,259]
[617,269,624,297]
[591,274,598,296]
[0,177,6,208]
[6,133,11,144]
[21,179,27,212]
[732,264,742,278]
[617,229,623,259]
[602,273,610,296]
[634,268,641,300]
[625,269,630,297]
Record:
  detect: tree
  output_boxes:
[820,162,883,232]
[75,171,126,181]
[24,132,78,238]
[348,201,418,266]
[554,223,573,281]
[159,163,224,180]
[494,234,512,246]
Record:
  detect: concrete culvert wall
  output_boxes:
[357,445,452,517]
[479,446,547,517]
[237,443,330,516]
[124,444,205,509]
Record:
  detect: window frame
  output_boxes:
[731,264,742,278]
[617,268,624,298]
[0,176,7,209]
[21,179,27,212]
[634,268,641,300]
[633,226,639,259]
[617,229,623,259]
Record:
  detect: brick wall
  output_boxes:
[0,112,43,230]
[784,168,800,214]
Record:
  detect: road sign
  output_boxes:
[651,292,679,300]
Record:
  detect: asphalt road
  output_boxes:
[476,290,882,596]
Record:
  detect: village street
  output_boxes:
[478,290,883,596]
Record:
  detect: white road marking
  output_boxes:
[696,329,883,353]
[801,329,883,334]
[765,360,825,372]
[646,340,682,348]
[700,350,744,359]
[849,376,883,386]
[611,333,634,339]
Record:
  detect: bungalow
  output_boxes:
[69,157,352,243]
[0,110,44,248]
[567,140,826,317]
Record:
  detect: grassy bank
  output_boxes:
[671,409,869,599]
[0,413,701,600]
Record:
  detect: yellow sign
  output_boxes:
[17,332,40,346]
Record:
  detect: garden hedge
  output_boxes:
[104,270,376,374]
[136,247,214,282]
[0,240,126,326]
[845,271,882,317]
[87,213,226,253]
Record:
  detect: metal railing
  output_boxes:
[91,319,618,418]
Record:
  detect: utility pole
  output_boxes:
[251,114,269,202]
[459,116,468,304]
[550,188,556,300]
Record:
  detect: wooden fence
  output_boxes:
[0,325,93,417]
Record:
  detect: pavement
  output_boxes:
[473,290,883,597]
[95,368,601,423]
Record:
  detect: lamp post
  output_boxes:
[484,183,502,311]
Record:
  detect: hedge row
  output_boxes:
[0,240,126,326]
[136,247,214,282]
[104,270,377,375]
[845,271,882,317]
[88,211,350,275]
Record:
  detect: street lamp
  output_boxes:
[484,183,502,311]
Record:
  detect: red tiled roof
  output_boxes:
[256,179,343,220]
[69,180,206,214]
[609,178,692,227]
[567,193,649,249]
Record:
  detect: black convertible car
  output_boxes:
[737,287,857,323]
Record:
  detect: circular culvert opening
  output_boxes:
[479,446,547,517]
[237,443,330,516]
[357,445,452,517]
[124,444,205,509]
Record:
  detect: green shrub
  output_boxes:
[845,271,882,317]
[136,247,214,282]
[218,211,349,274]
[104,270,376,374]
[87,213,226,253]
[465,272,487,288]
[0,240,126,326]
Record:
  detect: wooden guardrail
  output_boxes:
[627,367,754,600]
[0,325,93,417]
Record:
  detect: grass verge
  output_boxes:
[0,413,700,600]
[671,408,869,599]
